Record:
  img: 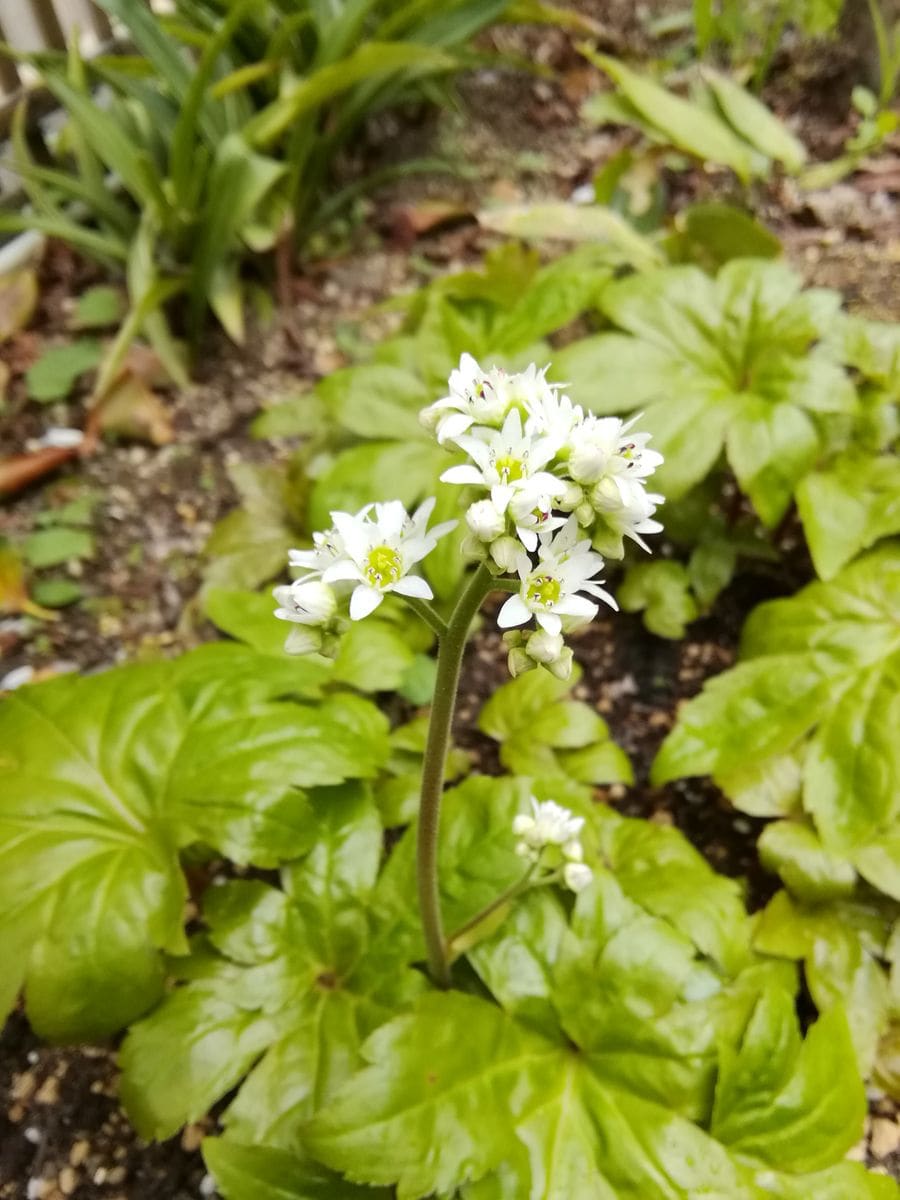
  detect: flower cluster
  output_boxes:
[421,354,663,676]
[275,498,456,653]
[512,798,593,893]
[275,355,662,674]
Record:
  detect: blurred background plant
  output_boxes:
[0,0,520,377]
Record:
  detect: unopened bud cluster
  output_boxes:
[512,798,593,893]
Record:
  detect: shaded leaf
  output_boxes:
[26,340,103,402]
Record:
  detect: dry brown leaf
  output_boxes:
[386,201,473,248]
[0,269,39,343]
[89,372,174,445]
[0,445,83,498]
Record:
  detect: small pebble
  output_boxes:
[23,1127,42,1145]
[58,1167,77,1196]
[871,1117,900,1159]
[69,1141,89,1167]
[199,1175,218,1197]
[35,1076,60,1104]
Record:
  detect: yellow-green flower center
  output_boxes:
[365,544,402,588]
[493,454,524,483]
[526,574,561,609]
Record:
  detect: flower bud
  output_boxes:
[564,862,593,893]
[525,629,565,665]
[569,444,608,485]
[507,646,535,678]
[546,647,574,681]
[562,839,583,862]
[575,501,595,527]
[284,626,324,656]
[590,477,621,512]
[558,481,584,511]
[490,535,523,573]
[512,814,535,837]
[466,499,506,543]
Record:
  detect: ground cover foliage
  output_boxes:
[2,219,899,1196]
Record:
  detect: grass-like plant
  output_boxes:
[0,0,512,377]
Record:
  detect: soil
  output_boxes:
[2,3,900,1197]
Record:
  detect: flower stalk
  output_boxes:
[416,561,493,987]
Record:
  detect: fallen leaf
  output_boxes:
[0,539,57,621]
[0,269,38,342]
[88,372,173,445]
[0,446,83,498]
[386,201,473,248]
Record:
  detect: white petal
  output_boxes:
[516,526,538,553]
[497,595,531,629]
[391,574,433,599]
[349,585,383,621]
[441,465,484,486]
[322,561,362,583]
[437,413,473,443]
[536,611,562,636]
[556,595,598,620]
[377,499,407,540]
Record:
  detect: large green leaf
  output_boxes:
[0,648,387,1039]
[653,546,900,892]
[120,782,422,1142]
[308,980,870,1199]
[552,260,857,523]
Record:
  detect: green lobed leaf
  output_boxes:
[121,782,424,1142]
[618,560,699,638]
[797,452,900,580]
[0,647,386,1039]
[478,669,632,786]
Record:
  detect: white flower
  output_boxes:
[273,579,338,626]
[569,413,663,486]
[497,516,617,637]
[441,409,566,526]
[466,499,506,543]
[563,862,593,893]
[589,476,664,553]
[321,497,456,620]
[421,353,510,443]
[288,517,355,580]
[523,381,583,448]
[507,488,568,552]
[513,798,585,855]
